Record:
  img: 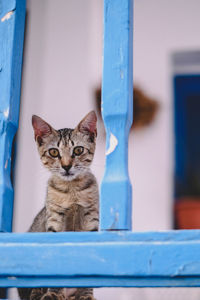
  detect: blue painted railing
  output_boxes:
[2,230,200,288]
[1,0,200,290]
[101,0,133,231]
[0,0,26,232]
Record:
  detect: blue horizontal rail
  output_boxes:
[1,230,200,287]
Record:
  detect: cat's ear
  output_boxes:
[76,111,97,139]
[32,115,54,146]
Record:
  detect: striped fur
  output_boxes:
[18,112,98,300]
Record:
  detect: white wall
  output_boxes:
[12,0,200,299]
[132,0,200,231]
[13,0,104,232]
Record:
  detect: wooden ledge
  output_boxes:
[0,230,200,287]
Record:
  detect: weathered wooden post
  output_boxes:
[100,0,133,230]
[0,0,26,232]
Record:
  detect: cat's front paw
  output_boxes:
[41,292,65,300]
[30,288,48,300]
[79,296,96,300]
[67,296,75,300]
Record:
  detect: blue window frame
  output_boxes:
[174,74,200,200]
[1,0,200,290]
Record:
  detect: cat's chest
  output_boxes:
[64,204,83,231]
[47,185,84,209]
[47,187,85,231]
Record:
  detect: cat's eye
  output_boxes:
[49,148,59,158]
[73,146,84,156]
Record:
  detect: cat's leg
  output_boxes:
[45,205,65,232]
[30,288,47,300]
[18,287,31,299]
[83,206,99,232]
[41,288,68,300]
[73,288,95,300]
[80,194,99,232]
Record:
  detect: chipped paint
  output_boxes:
[119,46,124,63]
[0,0,25,232]
[3,108,9,118]
[1,11,14,22]
[101,100,104,112]
[8,276,17,280]
[115,212,119,222]
[106,133,118,155]
[109,211,120,230]
[4,160,8,170]
[148,250,155,274]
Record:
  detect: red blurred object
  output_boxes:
[175,198,200,229]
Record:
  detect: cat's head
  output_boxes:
[32,111,97,181]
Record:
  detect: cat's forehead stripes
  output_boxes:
[57,128,73,146]
[56,130,62,147]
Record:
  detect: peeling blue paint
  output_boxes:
[0,231,200,287]
[0,0,26,232]
[100,0,133,230]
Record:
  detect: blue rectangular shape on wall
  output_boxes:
[174,75,200,198]
[0,0,26,232]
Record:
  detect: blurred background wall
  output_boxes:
[12,0,200,299]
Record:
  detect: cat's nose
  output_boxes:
[62,165,72,173]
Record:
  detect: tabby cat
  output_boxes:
[18,111,99,300]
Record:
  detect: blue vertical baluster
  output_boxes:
[100,0,133,230]
[0,0,26,232]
